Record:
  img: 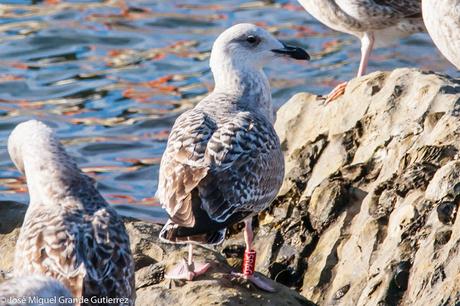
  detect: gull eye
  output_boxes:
[246,35,260,45]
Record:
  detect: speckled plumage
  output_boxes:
[298,0,424,41]
[422,0,460,69]
[298,0,425,81]
[8,120,135,306]
[157,24,285,245]
[0,275,73,306]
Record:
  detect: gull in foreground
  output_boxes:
[0,275,73,306]
[8,120,135,305]
[297,0,425,102]
[422,0,460,69]
[157,23,310,291]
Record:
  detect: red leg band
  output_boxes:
[243,249,256,276]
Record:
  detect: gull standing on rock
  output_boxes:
[8,120,135,305]
[0,275,73,306]
[297,0,425,101]
[422,0,460,69]
[157,23,309,291]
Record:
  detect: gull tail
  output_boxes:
[159,220,226,246]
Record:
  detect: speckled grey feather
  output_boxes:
[8,120,135,305]
[422,0,460,69]
[156,24,285,236]
[298,0,425,46]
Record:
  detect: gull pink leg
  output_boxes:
[326,32,375,103]
[238,219,276,292]
[165,244,210,281]
[357,32,375,77]
[244,219,253,250]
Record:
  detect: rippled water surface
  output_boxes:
[0,0,456,221]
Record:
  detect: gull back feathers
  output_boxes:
[157,24,285,245]
[9,120,135,305]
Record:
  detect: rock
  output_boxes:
[436,202,457,225]
[393,261,411,291]
[0,201,311,306]
[128,218,311,305]
[266,68,460,305]
[308,178,350,233]
[135,263,165,289]
[0,201,26,274]
[425,160,460,202]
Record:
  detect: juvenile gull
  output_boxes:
[297,0,425,101]
[8,120,135,305]
[157,23,309,291]
[422,0,460,69]
[0,275,73,306]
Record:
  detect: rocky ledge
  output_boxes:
[0,201,309,306]
[2,68,460,306]
[267,68,460,305]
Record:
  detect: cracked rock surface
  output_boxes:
[262,68,460,305]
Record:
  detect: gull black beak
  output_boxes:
[272,43,310,60]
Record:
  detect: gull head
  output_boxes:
[0,275,73,302]
[8,120,55,174]
[209,23,310,73]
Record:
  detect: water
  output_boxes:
[0,0,456,221]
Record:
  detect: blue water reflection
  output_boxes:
[0,0,455,222]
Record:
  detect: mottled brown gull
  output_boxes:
[0,275,73,306]
[298,0,425,101]
[157,23,309,291]
[8,120,135,305]
[422,0,460,69]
